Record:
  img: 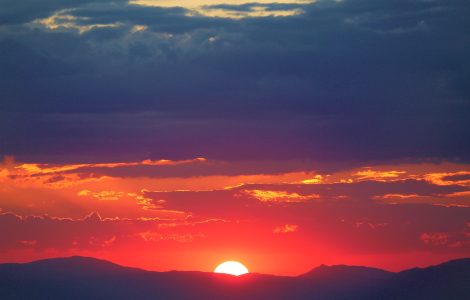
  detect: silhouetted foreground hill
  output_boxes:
[1,256,469,299]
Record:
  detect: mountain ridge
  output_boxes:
[1,256,469,299]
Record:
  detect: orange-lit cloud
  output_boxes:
[353,169,406,181]
[2,157,470,274]
[301,174,323,184]
[376,193,420,199]
[242,189,320,203]
[445,191,470,198]
[15,157,207,177]
[424,171,470,186]
[129,0,312,19]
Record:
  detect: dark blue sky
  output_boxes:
[1,0,469,163]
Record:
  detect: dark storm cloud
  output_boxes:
[0,0,469,162]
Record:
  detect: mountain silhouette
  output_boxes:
[1,256,469,299]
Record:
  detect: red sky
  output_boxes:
[1,0,470,279]
[1,156,470,275]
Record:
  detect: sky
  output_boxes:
[0,0,470,275]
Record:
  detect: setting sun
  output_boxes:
[214,261,249,276]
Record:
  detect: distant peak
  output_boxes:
[300,264,393,279]
[29,256,122,269]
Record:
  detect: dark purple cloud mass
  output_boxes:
[0,0,469,163]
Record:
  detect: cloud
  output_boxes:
[353,169,406,181]
[137,231,205,243]
[420,230,470,248]
[0,0,469,162]
[2,193,470,268]
[420,232,449,247]
[142,179,470,218]
[0,211,209,253]
[2,0,470,274]
[31,9,124,34]
[2,156,470,220]
[1,174,470,272]
[129,0,311,18]
[446,191,470,198]
[242,189,320,203]
[0,156,209,188]
[0,0,126,25]
[425,172,470,187]
[273,224,298,233]
[78,190,125,201]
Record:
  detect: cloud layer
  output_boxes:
[0,0,469,162]
[1,0,470,274]
[1,156,470,273]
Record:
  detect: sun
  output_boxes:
[214,261,249,276]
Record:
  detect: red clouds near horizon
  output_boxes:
[1,156,470,275]
[1,0,470,279]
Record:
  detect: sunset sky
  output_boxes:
[1,0,470,275]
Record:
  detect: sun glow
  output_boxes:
[214,261,249,276]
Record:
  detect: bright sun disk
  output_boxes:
[214,261,249,276]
